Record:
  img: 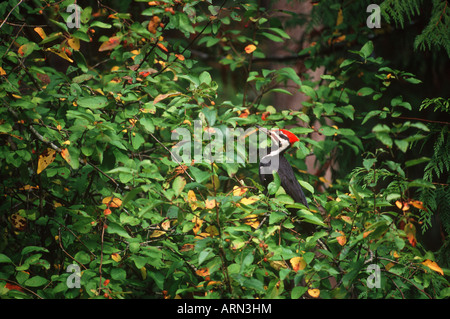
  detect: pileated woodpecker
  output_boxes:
[257,125,314,233]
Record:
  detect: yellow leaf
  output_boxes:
[45,48,73,63]
[341,215,352,224]
[111,253,122,262]
[290,257,306,272]
[269,260,288,271]
[205,198,217,209]
[308,288,320,298]
[37,148,57,174]
[60,148,72,166]
[336,8,344,26]
[244,44,256,54]
[161,219,171,230]
[422,259,444,276]
[187,190,198,211]
[150,229,166,238]
[240,196,259,206]
[192,216,203,234]
[68,37,80,51]
[34,27,47,40]
[102,196,122,208]
[205,225,219,237]
[232,185,247,196]
[140,266,147,280]
[244,214,259,229]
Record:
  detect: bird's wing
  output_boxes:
[278,156,309,208]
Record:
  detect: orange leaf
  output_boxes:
[244,44,256,54]
[157,42,168,52]
[37,148,57,174]
[290,257,306,272]
[363,230,374,238]
[34,27,47,40]
[5,283,24,292]
[103,208,112,216]
[99,36,121,52]
[153,92,182,104]
[422,259,444,276]
[404,222,416,247]
[0,66,6,75]
[336,230,347,246]
[308,288,320,298]
[410,200,426,210]
[102,196,122,208]
[175,54,185,61]
[147,16,161,34]
[196,267,210,277]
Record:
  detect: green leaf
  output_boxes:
[360,41,374,59]
[24,276,48,287]
[77,96,108,109]
[21,246,49,255]
[0,253,13,264]
[298,180,314,194]
[106,222,131,238]
[340,59,355,68]
[140,117,155,133]
[267,172,281,195]
[111,268,127,281]
[199,248,213,265]
[300,85,316,98]
[394,139,409,152]
[357,87,374,96]
[243,278,265,293]
[291,286,308,299]
[172,176,186,197]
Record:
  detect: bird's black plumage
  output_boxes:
[257,127,314,235]
[259,153,309,208]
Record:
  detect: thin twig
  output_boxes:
[58,228,88,270]
[0,0,24,30]
[0,278,43,299]
[148,132,194,182]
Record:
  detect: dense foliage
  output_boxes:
[0,0,449,299]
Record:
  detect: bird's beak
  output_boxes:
[256,125,280,143]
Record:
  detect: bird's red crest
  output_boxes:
[279,129,299,144]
